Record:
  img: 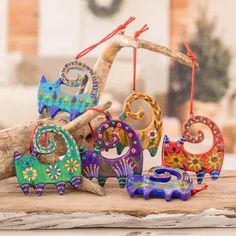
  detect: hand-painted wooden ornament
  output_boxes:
[162,44,224,184]
[14,124,81,195]
[38,60,100,120]
[126,166,193,201]
[117,91,163,157]
[80,119,143,188]
[162,115,224,184]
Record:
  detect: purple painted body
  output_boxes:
[80,119,143,187]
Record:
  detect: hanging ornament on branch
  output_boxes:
[37,17,135,121]
[162,43,224,184]
[111,25,163,157]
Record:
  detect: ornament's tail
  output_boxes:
[33,124,78,156]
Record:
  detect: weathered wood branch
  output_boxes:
[94,32,199,92]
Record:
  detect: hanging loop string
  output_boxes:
[191,184,208,196]
[75,16,135,60]
[185,42,197,116]
[132,24,149,91]
[85,107,111,147]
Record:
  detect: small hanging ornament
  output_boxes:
[126,166,194,201]
[80,108,143,188]
[14,124,82,195]
[113,25,163,157]
[162,43,224,184]
[37,17,135,121]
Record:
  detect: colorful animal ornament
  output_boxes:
[126,166,193,201]
[114,91,163,157]
[38,60,100,121]
[14,124,82,195]
[162,115,224,184]
[80,119,143,188]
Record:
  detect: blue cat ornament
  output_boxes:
[38,60,100,121]
[126,166,193,201]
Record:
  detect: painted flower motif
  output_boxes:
[65,158,80,173]
[148,129,158,139]
[46,165,61,179]
[45,94,50,100]
[23,167,37,181]
[86,98,91,103]
[164,153,185,168]
[206,151,223,170]
[186,154,202,172]
[64,96,70,102]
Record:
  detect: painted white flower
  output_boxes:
[46,165,61,179]
[148,129,158,139]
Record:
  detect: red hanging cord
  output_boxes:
[191,184,208,196]
[185,42,197,116]
[85,107,111,147]
[132,24,149,91]
[75,16,135,60]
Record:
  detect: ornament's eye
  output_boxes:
[82,156,86,160]
[18,160,23,165]
[177,143,182,148]
[165,143,169,148]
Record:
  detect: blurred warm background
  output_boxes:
[0,0,235,168]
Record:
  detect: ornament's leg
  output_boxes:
[49,105,60,118]
[149,147,158,157]
[35,183,45,196]
[70,176,82,189]
[117,143,125,155]
[98,176,107,187]
[196,170,206,184]
[21,183,30,195]
[128,187,137,198]
[118,176,126,188]
[38,103,45,114]
[164,190,173,201]
[180,192,189,201]
[69,109,80,121]
[210,170,220,181]
[143,189,152,200]
[56,182,66,195]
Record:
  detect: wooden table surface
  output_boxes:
[0,171,236,229]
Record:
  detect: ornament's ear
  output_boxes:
[40,75,47,84]
[163,135,170,144]
[55,78,62,87]
[178,136,185,145]
[14,151,22,160]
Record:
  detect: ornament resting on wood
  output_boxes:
[162,115,224,184]
[117,91,163,157]
[126,166,193,201]
[14,124,82,196]
[38,60,100,121]
[80,119,143,188]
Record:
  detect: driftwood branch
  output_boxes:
[94,32,199,92]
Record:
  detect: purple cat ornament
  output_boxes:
[80,119,143,188]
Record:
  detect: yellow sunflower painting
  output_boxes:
[186,154,202,172]
[23,167,37,181]
[206,151,223,170]
[164,152,185,168]
[65,158,80,173]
